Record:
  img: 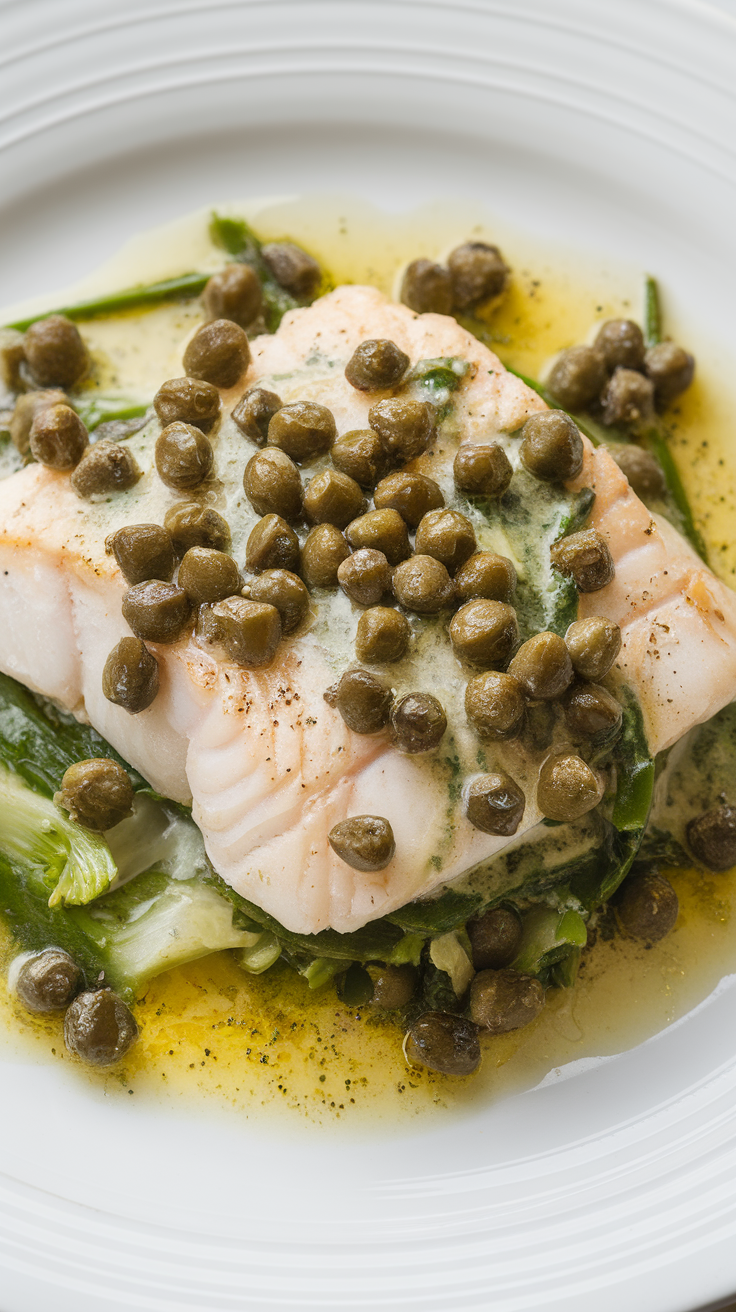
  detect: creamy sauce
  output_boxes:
[0,195,735,1124]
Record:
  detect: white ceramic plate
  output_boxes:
[2,2,736,1309]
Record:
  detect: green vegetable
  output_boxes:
[642,699,736,865]
[511,905,588,981]
[234,931,282,975]
[0,763,115,907]
[644,274,662,348]
[428,930,474,996]
[71,393,149,433]
[639,424,708,562]
[5,273,210,333]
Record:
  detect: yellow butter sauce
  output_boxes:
[0,195,735,1124]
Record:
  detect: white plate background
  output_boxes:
[2,2,736,1309]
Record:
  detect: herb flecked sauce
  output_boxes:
[0,195,735,1126]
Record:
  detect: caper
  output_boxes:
[519,411,584,482]
[368,963,417,1008]
[644,341,695,408]
[56,758,134,831]
[260,241,321,297]
[164,502,231,555]
[105,524,174,587]
[337,548,392,607]
[330,428,388,488]
[447,241,509,309]
[202,263,263,328]
[182,319,251,389]
[243,447,303,521]
[9,388,65,455]
[245,514,300,573]
[368,397,436,462]
[344,339,410,391]
[247,569,309,634]
[547,345,607,411]
[601,368,655,427]
[64,988,138,1067]
[153,377,220,433]
[469,969,545,1033]
[415,508,476,573]
[232,387,283,445]
[29,403,87,470]
[15,949,82,1014]
[300,523,350,588]
[565,616,621,681]
[400,259,453,315]
[197,597,281,666]
[465,671,525,739]
[345,507,411,564]
[454,552,517,604]
[609,444,667,500]
[392,555,454,614]
[537,752,603,822]
[155,422,213,492]
[102,637,159,713]
[24,314,89,388]
[122,580,192,644]
[391,692,447,753]
[449,600,519,667]
[71,440,141,498]
[617,871,679,941]
[324,668,393,734]
[303,468,366,528]
[564,682,622,742]
[467,907,522,971]
[550,528,615,592]
[373,470,444,528]
[355,606,411,664]
[594,319,646,371]
[268,400,336,463]
[507,631,573,701]
[404,1011,480,1076]
[686,804,736,872]
[178,546,241,604]
[328,815,395,871]
[453,442,513,498]
[465,771,525,836]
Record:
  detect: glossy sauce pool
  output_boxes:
[0,196,735,1126]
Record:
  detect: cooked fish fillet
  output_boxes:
[0,285,734,934]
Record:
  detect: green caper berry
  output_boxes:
[594,319,646,371]
[469,969,545,1033]
[102,637,159,713]
[182,319,251,390]
[15,949,82,1014]
[391,692,447,753]
[537,752,603,822]
[564,616,621,681]
[644,341,695,408]
[56,758,134,831]
[447,241,509,309]
[617,872,679,941]
[465,771,525,836]
[246,569,309,634]
[197,597,281,667]
[261,242,321,298]
[300,524,350,588]
[400,259,453,315]
[392,555,454,614]
[519,411,584,482]
[64,988,138,1066]
[368,398,436,462]
[368,963,417,1008]
[330,429,388,488]
[414,508,476,573]
[153,377,220,432]
[324,668,393,734]
[105,524,175,586]
[355,607,411,664]
[29,403,87,470]
[453,443,512,497]
[550,528,615,592]
[337,548,392,607]
[467,908,522,971]
[203,264,263,328]
[507,632,573,701]
[243,447,303,521]
[345,508,411,565]
[178,547,241,605]
[404,1012,480,1076]
[685,805,736,872]
[328,815,396,871]
[454,552,517,604]
[449,600,519,667]
[373,470,444,528]
[122,580,192,644]
[164,502,231,556]
[303,468,366,528]
[232,387,283,445]
[546,345,607,411]
[155,422,214,492]
[465,671,525,739]
[24,315,89,388]
[563,682,623,742]
[344,339,410,391]
[267,401,336,463]
[245,514,300,574]
[71,440,141,498]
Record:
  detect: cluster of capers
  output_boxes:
[547,317,695,429]
[403,906,545,1076]
[9,759,140,1064]
[400,240,510,316]
[13,946,139,1066]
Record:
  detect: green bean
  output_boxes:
[644,274,662,348]
[5,274,210,332]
